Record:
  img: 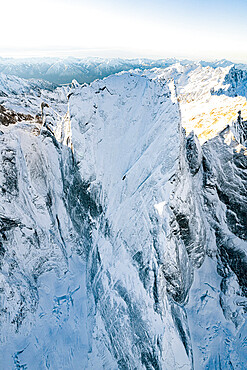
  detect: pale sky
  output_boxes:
[1,0,247,62]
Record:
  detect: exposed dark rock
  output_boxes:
[186,131,202,175]
[0,105,33,126]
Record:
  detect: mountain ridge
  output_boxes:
[0,57,246,85]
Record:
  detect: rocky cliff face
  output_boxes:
[185,127,247,369]
[0,66,246,369]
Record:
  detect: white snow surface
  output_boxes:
[69,72,192,369]
[139,63,247,143]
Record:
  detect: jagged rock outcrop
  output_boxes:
[185,126,247,369]
[211,66,247,98]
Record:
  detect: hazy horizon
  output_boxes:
[1,0,247,63]
[0,53,246,65]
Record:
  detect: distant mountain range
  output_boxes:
[0,56,246,84]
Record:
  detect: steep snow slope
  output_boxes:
[69,73,200,369]
[0,67,246,369]
[0,116,92,368]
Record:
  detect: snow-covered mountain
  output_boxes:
[0,63,246,369]
[0,57,177,84]
[139,63,247,143]
[0,57,246,85]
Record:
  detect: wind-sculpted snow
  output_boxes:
[0,67,246,369]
